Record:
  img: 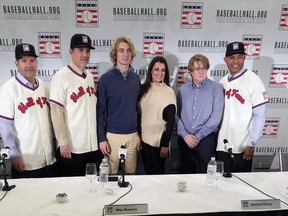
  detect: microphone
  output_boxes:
[0,147,16,191]
[222,139,234,178]
[1,147,10,159]
[223,139,234,158]
[119,145,127,160]
[118,145,129,187]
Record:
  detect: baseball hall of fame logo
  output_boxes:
[242,34,263,60]
[75,0,98,28]
[180,2,203,29]
[86,63,99,84]
[142,33,165,58]
[279,4,288,30]
[38,32,61,58]
[176,63,190,87]
[268,64,288,88]
[262,118,280,138]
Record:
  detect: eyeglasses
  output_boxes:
[193,67,207,72]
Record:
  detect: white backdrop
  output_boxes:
[1,0,288,168]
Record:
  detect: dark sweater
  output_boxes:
[96,66,141,142]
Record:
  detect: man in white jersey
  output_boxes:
[216,42,268,172]
[50,34,101,176]
[0,43,56,178]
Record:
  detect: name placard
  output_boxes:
[241,199,281,210]
[105,203,148,215]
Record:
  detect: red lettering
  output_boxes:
[70,92,79,103]
[226,89,231,99]
[36,97,43,108]
[78,87,85,97]
[18,102,27,113]
[26,97,35,107]
[225,88,245,104]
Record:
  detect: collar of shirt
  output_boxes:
[69,62,86,77]
[228,68,246,80]
[191,77,208,89]
[114,64,134,78]
[16,73,38,89]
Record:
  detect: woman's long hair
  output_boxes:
[139,56,170,99]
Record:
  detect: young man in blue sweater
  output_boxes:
[97,36,141,174]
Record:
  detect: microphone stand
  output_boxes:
[1,157,16,191]
[118,155,129,187]
[223,154,234,178]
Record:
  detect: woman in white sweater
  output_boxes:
[139,56,176,174]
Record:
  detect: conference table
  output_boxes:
[1,172,288,216]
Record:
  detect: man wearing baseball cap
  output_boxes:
[216,42,268,173]
[50,34,101,176]
[0,43,56,178]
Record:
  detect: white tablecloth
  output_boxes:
[1,172,288,216]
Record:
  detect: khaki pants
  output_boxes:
[106,132,139,174]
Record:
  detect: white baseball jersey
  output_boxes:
[217,69,268,153]
[0,77,55,170]
[49,64,98,153]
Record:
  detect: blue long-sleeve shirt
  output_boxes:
[96,66,141,143]
[176,78,224,141]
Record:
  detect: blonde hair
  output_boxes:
[188,54,210,72]
[109,36,136,65]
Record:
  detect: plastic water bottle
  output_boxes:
[206,157,216,186]
[99,158,109,187]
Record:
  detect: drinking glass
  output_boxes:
[86,163,97,193]
[215,161,224,189]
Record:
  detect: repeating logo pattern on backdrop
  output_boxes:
[274,41,288,54]
[86,63,99,84]
[178,39,228,53]
[142,33,165,58]
[176,63,189,87]
[0,38,23,51]
[180,2,203,29]
[279,4,288,30]
[268,64,288,88]
[112,6,167,21]
[242,34,263,60]
[262,118,280,138]
[91,38,113,52]
[216,9,267,23]
[38,32,61,58]
[2,4,60,20]
[75,0,98,27]
[268,96,288,108]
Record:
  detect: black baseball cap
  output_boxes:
[225,42,246,57]
[15,43,38,60]
[70,33,95,50]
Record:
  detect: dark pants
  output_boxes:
[12,163,57,179]
[178,133,218,174]
[56,149,103,177]
[142,142,166,175]
[216,151,252,173]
